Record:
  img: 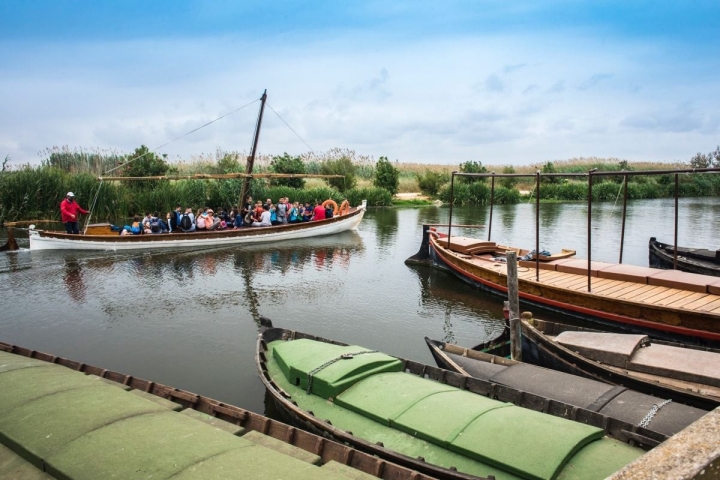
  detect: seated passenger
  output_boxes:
[121,215,143,235]
[206,209,221,230]
[179,208,196,232]
[312,201,326,221]
[252,204,272,227]
[302,202,313,222]
[288,202,300,223]
[196,208,207,230]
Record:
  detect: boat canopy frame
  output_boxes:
[445,167,720,292]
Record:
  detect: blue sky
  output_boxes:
[1,1,719,166]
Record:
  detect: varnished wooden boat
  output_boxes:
[0,340,432,480]
[424,336,709,438]
[413,226,720,346]
[520,318,720,411]
[257,321,665,480]
[28,202,365,251]
[649,236,720,277]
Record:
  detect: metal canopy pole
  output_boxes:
[447,172,456,248]
[587,169,596,292]
[488,174,495,241]
[535,171,540,281]
[674,173,679,270]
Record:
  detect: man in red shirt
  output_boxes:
[60,192,89,234]
[311,200,326,221]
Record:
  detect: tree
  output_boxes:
[459,160,488,183]
[416,169,448,196]
[541,161,560,184]
[217,151,241,174]
[320,156,357,192]
[120,145,169,189]
[373,156,399,195]
[499,165,518,189]
[270,153,305,189]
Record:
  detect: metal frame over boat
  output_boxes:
[424,336,709,438]
[415,226,720,346]
[28,201,366,251]
[649,236,720,277]
[257,322,663,480]
[0,340,433,480]
[520,318,720,411]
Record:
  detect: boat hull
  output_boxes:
[427,233,720,346]
[29,203,365,251]
[649,237,720,277]
[520,319,720,411]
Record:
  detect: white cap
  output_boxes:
[67,192,75,197]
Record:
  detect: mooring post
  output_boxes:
[506,251,522,361]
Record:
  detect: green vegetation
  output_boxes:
[320,156,357,192]
[270,153,305,189]
[373,156,400,195]
[2,146,719,223]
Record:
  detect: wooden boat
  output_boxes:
[414,226,720,346]
[0,340,433,480]
[28,202,366,251]
[520,318,720,411]
[424,337,709,438]
[257,321,661,480]
[649,236,720,277]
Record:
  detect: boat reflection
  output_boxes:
[407,265,505,347]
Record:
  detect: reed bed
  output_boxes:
[0,147,711,222]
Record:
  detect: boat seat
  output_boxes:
[597,264,657,284]
[555,259,616,277]
[438,237,497,254]
[628,344,720,388]
[707,279,720,295]
[554,331,649,368]
[518,259,558,271]
[647,269,710,293]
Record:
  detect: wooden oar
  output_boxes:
[2,220,62,227]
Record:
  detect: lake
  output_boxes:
[1,197,718,415]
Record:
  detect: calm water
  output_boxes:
[1,197,719,415]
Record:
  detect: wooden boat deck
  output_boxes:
[450,249,720,314]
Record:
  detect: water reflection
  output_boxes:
[63,259,87,304]
[371,208,399,247]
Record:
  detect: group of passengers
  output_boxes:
[120,196,335,235]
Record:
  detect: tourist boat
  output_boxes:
[410,226,720,346]
[649,236,720,277]
[519,318,720,411]
[0,340,433,480]
[257,320,657,480]
[27,201,366,251]
[424,336,709,437]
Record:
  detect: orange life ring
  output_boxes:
[322,199,339,216]
[338,200,350,216]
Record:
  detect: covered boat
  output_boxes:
[0,340,433,480]
[520,318,720,411]
[424,337,709,438]
[257,322,651,480]
[412,226,720,346]
[649,236,720,277]
[28,202,366,251]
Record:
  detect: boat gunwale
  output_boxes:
[257,326,663,480]
[0,340,437,480]
[649,237,720,277]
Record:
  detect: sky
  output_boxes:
[1,1,719,167]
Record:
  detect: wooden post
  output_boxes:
[506,251,522,361]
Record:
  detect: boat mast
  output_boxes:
[239,90,268,210]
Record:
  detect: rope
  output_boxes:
[638,399,672,428]
[613,177,625,208]
[266,102,314,153]
[306,350,377,393]
[83,180,104,234]
[102,99,260,176]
